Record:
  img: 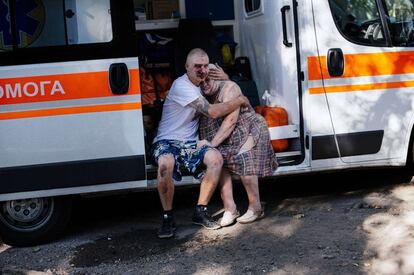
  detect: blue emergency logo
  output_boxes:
[0,0,45,49]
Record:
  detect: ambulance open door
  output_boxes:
[310,0,407,163]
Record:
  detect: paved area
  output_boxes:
[1,169,414,274]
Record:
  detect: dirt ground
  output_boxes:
[1,168,414,275]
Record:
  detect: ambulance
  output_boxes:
[1,0,414,246]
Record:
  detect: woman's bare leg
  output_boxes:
[240,175,261,211]
[220,169,237,213]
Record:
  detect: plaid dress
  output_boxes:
[199,87,277,177]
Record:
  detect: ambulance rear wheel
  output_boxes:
[0,196,72,247]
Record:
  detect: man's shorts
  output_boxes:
[151,139,212,181]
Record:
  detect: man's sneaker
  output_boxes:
[192,205,221,230]
[158,213,176,239]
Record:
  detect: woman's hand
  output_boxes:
[209,63,229,80]
[197,139,213,149]
[238,95,250,110]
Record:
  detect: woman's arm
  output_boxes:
[210,83,242,147]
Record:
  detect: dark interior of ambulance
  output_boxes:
[135,0,301,172]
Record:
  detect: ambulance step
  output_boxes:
[269,125,299,140]
[276,150,302,165]
[275,150,301,158]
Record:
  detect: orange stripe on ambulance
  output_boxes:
[0,80,65,99]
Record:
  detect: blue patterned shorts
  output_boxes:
[151,139,212,181]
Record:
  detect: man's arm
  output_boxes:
[189,94,248,119]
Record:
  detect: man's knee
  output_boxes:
[157,154,175,180]
[204,149,223,170]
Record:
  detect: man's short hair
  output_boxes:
[186,48,208,67]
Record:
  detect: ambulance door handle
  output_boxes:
[327,48,344,77]
[109,63,130,95]
[281,5,292,47]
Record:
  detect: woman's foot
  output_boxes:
[236,208,264,224]
[220,210,240,227]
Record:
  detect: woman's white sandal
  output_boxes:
[236,209,264,224]
[220,210,240,227]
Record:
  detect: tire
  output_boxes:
[0,196,72,247]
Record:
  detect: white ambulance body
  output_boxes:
[1,0,414,245]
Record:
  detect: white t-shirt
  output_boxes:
[154,74,201,142]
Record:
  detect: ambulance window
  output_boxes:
[2,0,112,49]
[65,0,113,45]
[329,0,387,46]
[245,0,261,15]
[383,0,414,46]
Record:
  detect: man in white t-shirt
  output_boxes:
[151,48,249,238]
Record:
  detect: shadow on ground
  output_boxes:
[67,168,414,274]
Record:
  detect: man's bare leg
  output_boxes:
[192,149,223,229]
[157,154,175,210]
[156,153,177,238]
[198,149,223,205]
